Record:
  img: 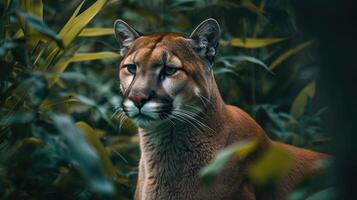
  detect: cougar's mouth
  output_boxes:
[122,100,173,128]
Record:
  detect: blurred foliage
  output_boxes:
[0,0,333,199]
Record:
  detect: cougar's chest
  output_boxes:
[139,127,216,199]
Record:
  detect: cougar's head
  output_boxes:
[114,19,220,128]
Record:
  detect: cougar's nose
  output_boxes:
[128,93,149,109]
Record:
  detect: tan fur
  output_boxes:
[117,32,327,200]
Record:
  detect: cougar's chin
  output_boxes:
[123,100,172,128]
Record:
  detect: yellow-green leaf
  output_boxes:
[70,52,121,62]
[229,38,285,48]
[76,121,118,177]
[59,0,107,47]
[79,28,114,37]
[269,41,312,70]
[200,139,258,184]
[39,0,85,66]
[40,97,79,109]
[249,145,293,185]
[18,0,43,49]
[19,0,43,30]
[290,81,316,118]
[20,0,43,19]
[48,52,120,87]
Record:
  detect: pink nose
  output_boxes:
[128,93,149,108]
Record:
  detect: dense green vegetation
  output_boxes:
[0,0,338,199]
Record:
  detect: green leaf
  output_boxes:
[230,55,273,74]
[18,0,43,39]
[48,52,120,87]
[249,145,293,185]
[79,28,114,37]
[290,81,316,118]
[228,38,285,48]
[200,139,258,185]
[15,9,62,46]
[70,52,121,62]
[52,115,114,195]
[0,38,25,57]
[306,188,336,200]
[76,121,118,177]
[19,0,43,19]
[269,41,312,70]
[213,67,240,77]
[59,0,107,47]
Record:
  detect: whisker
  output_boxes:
[176,109,215,134]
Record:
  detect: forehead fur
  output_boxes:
[122,33,203,72]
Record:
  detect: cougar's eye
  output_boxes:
[125,64,137,75]
[163,66,178,76]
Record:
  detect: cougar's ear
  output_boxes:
[190,18,220,63]
[114,19,141,55]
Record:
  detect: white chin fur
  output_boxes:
[123,100,162,128]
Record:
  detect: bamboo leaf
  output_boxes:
[290,81,316,118]
[76,121,118,177]
[70,52,121,62]
[306,188,336,200]
[270,41,312,70]
[231,55,273,74]
[228,38,285,48]
[18,0,43,34]
[48,52,120,87]
[19,0,43,19]
[39,97,79,109]
[59,0,107,47]
[79,28,114,37]
[15,9,62,46]
[52,115,114,195]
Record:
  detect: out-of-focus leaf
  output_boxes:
[8,137,42,159]
[79,28,113,37]
[48,52,120,87]
[228,38,285,48]
[0,38,25,57]
[200,139,258,184]
[306,188,336,200]
[217,0,240,9]
[76,121,118,177]
[249,145,293,185]
[290,81,316,118]
[19,0,43,19]
[269,41,312,70]
[0,112,34,126]
[214,67,240,76]
[15,9,62,47]
[39,97,79,109]
[18,0,43,48]
[242,0,264,15]
[230,55,273,74]
[52,115,114,195]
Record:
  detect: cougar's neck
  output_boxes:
[138,74,226,181]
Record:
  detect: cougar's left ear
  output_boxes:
[114,19,141,55]
[190,18,220,64]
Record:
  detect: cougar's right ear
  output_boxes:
[189,18,220,65]
[114,19,141,55]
